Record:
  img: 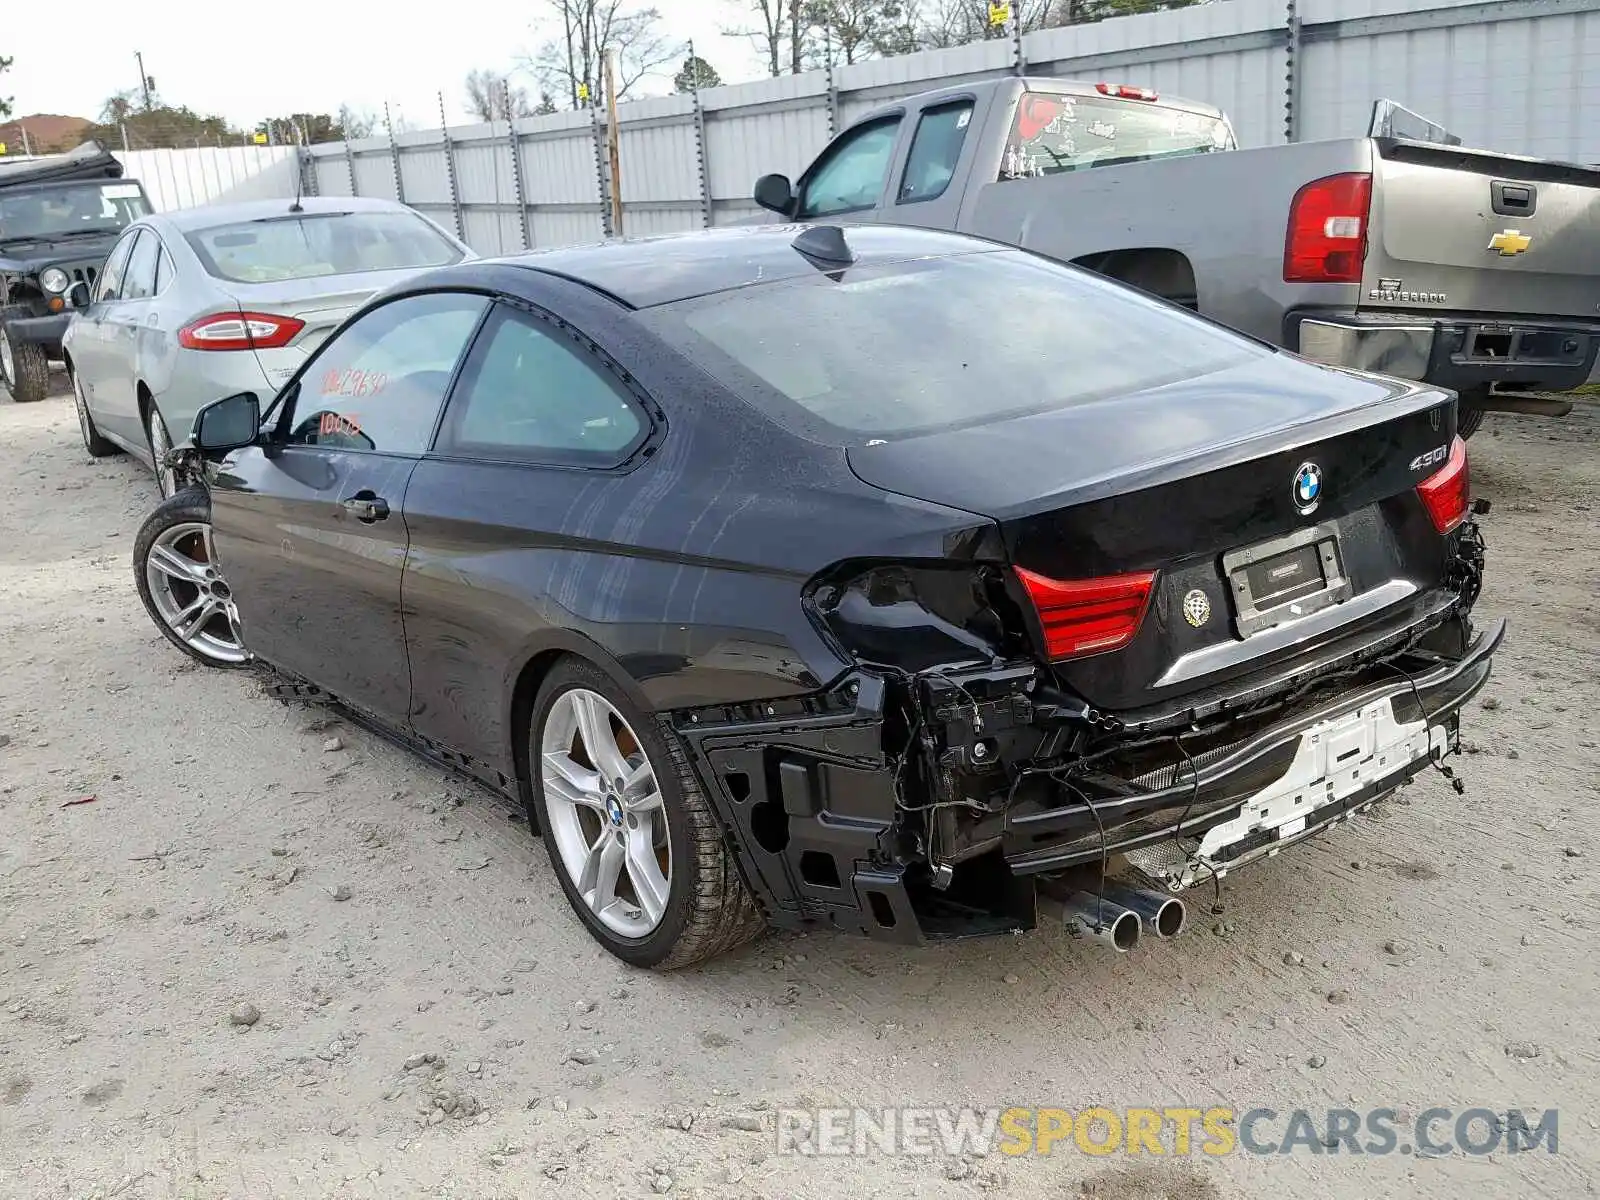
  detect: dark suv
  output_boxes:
[0,142,152,403]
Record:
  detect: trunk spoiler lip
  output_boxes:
[1005,616,1505,861]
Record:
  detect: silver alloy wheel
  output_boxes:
[540,688,671,938]
[72,372,93,449]
[147,408,175,498]
[0,326,14,386]
[144,521,248,664]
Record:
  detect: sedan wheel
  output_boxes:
[147,407,177,498]
[73,371,119,457]
[541,687,672,938]
[529,659,765,969]
[134,490,249,667]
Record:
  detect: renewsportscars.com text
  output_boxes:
[776,1106,1558,1158]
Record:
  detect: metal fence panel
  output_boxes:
[261,0,1600,257]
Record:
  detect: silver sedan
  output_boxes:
[63,196,474,495]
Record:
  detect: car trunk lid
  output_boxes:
[221,271,407,389]
[846,354,1461,712]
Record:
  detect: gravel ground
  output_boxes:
[1,374,1596,1200]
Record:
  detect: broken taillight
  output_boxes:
[1014,567,1156,661]
[1416,435,1469,533]
[1283,172,1372,283]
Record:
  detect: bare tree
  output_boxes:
[807,0,917,65]
[914,0,1055,46]
[523,0,677,109]
[465,69,535,121]
[337,105,376,139]
[723,0,789,78]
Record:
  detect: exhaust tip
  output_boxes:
[1108,908,1140,951]
[1152,897,1187,939]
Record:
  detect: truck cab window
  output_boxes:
[797,117,901,219]
[899,101,974,204]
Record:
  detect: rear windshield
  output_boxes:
[1002,93,1233,178]
[184,210,463,284]
[638,250,1270,442]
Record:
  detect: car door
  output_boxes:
[887,97,979,230]
[207,290,491,727]
[73,228,140,445]
[111,228,164,450]
[400,299,656,782]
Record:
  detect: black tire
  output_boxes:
[0,323,51,404]
[144,404,178,498]
[1456,388,1487,439]
[529,657,765,970]
[71,369,120,457]
[133,487,252,669]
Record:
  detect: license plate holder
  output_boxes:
[1222,521,1352,638]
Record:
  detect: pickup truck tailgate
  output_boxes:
[1363,140,1600,319]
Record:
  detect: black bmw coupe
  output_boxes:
[132,224,1500,968]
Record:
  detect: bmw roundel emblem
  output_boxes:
[1293,462,1323,515]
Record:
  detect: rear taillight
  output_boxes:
[1416,436,1469,533]
[1283,172,1372,283]
[1015,567,1156,662]
[1095,82,1158,101]
[178,311,305,351]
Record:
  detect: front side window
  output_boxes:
[898,101,974,204]
[284,292,489,454]
[185,210,465,285]
[437,305,645,466]
[797,118,901,218]
[95,230,140,302]
[1000,92,1234,180]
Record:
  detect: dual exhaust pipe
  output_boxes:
[1045,883,1188,953]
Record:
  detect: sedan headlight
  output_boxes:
[40,267,71,294]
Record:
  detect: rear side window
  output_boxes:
[639,250,1268,442]
[96,230,138,302]
[185,210,464,284]
[121,231,161,300]
[899,101,973,204]
[285,292,489,454]
[1001,92,1234,179]
[437,305,645,466]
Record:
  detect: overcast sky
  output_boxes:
[6,1,771,129]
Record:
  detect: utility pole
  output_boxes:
[604,49,623,237]
[134,51,153,110]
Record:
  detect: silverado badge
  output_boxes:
[1487,230,1531,257]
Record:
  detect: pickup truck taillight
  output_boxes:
[1416,436,1469,533]
[1283,172,1372,284]
[1014,567,1155,661]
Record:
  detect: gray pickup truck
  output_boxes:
[752,77,1600,435]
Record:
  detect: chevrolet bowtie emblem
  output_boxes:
[1487,229,1532,257]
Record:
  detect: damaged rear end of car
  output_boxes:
[651,246,1501,951]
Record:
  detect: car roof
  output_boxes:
[155,195,420,233]
[489,223,1002,309]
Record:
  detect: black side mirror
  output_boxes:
[192,392,261,453]
[68,281,90,309]
[754,173,796,216]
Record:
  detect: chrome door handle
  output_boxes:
[341,492,389,522]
